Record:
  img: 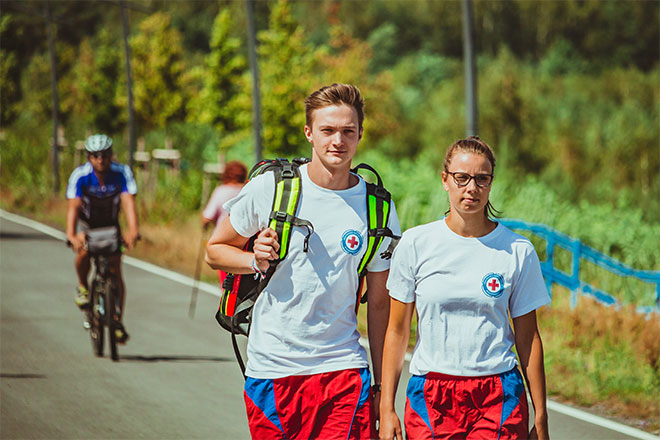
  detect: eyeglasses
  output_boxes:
[445,171,493,188]
[89,151,112,159]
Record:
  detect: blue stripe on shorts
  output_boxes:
[406,374,434,437]
[244,376,286,436]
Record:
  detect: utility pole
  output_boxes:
[462,0,478,136]
[245,0,262,162]
[46,3,60,193]
[120,0,136,170]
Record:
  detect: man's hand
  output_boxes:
[252,228,280,272]
[67,232,86,253]
[123,231,139,250]
[373,390,381,425]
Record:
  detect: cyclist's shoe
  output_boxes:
[75,286,90,309]
[114,322,130,344]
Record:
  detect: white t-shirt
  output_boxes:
[225,164,401,379]
[202,184,243,234]
[387,218,550,377]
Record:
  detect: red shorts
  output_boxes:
[404,368,528,440]
[244,368,376,440]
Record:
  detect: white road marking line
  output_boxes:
[544,401,658,440]
[1,209,67,241]
[2,208,657,440]
[122,255,220,296]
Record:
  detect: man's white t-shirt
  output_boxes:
[225,164,401,379]
[387,218,550,377]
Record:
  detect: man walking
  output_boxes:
[205,83,400,439]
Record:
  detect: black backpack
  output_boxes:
[215,158,399,376]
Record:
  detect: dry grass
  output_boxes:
[131,215,219,283]
[540,287,660,433]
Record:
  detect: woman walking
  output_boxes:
[379,136,550,439]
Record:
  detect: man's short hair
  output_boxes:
[304,83,365,129]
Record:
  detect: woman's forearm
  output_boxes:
[514,311,549,439]
[380,299,413,411]
[524,333,548,427]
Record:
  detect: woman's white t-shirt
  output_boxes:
[225,164,401,379]
[386,218,550,377]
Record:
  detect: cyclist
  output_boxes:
[65,134,139,343]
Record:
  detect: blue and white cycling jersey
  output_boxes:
[66,162,137,228]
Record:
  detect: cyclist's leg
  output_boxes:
[74,236,90,289]
[108,254,129,343]
[108,254,125,316]
[74,221,91,297]
[74,239,91,308]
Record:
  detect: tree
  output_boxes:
[66,29,122,133]
[19,44,75,124]
[189,8,249,149]
[0,15,20,126]
[125,12,187,130]
[257,0,319,156]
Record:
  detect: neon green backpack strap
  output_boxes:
[219,157,313,378]
[267,158,314,259]
[352,163,400,305]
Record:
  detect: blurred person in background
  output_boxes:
[202,160,248,233]
[66,134,139,344]
[379,136,550,440]
[201,160,248,285]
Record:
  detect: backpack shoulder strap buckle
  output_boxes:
[373,186,389,199]
[271,211,289,222]
[275,158,296,178]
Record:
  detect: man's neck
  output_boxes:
[307,160,357,190]
[93,168,107,185]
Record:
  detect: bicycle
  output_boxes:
[87,248,122,361]
[68,227,131,362]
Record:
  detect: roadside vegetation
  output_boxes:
[1,0,658,433]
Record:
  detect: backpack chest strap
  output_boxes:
[268,159,314,259]
[357,181,393,276]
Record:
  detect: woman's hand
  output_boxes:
[379,409,403,440]
[529,412,549,439]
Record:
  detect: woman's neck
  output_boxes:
[445,210,496,238]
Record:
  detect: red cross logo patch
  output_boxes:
[341,230,363,255]
[481,273,505,298]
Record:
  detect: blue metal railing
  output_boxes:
[499,219,660,314]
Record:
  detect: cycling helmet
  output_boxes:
[84,134,113,153]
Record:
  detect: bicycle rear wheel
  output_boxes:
[89,279,104,357]
[106,280,119,362]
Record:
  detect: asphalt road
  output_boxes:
[1,213,655,439]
